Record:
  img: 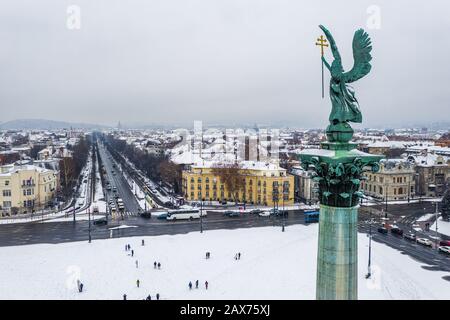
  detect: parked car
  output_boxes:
[113,187,117,193]
[220,200,227,205]
[377,227,388,234]
[157,213,168,220]
[439,240,450,247]
[258,210,271,217]
[274,210,288,217]
[250,209,263,215]
[417,238,433,247]
[404,232,416,242]
[140,212,152,219]
[438,246,450,255]
[390,227,404,236]
[223,211,240,217]
[93,218,107,226]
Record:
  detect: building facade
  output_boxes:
[0,164,59,215]
[361,159,415,201]
[409,155,450,197]
[182,161,294,206]
[290,166,319,204]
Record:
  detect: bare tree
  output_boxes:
[159,160,182,193]
[211,163,249,204]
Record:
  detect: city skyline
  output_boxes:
[1,0,449,128]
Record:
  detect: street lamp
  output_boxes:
[408,176,411,204]
[200,198,205,233]
[434,201,439,250]
[366,209,373,279]
[384,180,388,219]
[88,208,92,243]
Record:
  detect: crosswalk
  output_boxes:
[110,211,139,220]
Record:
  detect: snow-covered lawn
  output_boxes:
[417,213,436,222]
[0,224,448,300]
[432,217,450,237]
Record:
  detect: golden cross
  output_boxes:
[315,35,328,56]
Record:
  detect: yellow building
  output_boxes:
[0,164,59,215]
[182,161,295,206]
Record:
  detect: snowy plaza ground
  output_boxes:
[0,224,449,300]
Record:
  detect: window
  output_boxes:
[2,201,11,208]
[5,181,9,186]
[2,190,11,197]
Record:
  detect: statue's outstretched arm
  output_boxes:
[322,56,331,72]
[319,25,341,62]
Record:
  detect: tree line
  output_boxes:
[59,135,92,200]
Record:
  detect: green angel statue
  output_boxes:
[319,25,372,133]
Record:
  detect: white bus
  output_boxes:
[166,209,206,221]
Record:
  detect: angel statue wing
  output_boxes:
[319,25,372,83]
[342,29,372,83]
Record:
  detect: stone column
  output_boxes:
[316,204,358,300]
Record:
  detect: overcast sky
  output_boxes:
[0,0,449,128]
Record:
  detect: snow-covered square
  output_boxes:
[0,224,448,300]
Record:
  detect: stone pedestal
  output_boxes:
[316,204,358,300]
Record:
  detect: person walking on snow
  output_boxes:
[156,293,160,300]
[205,281,209,290]
[157,262,161,269]
[142,239,145,246]
[123,294,127,300]
[195,280,199,289]
[136,279,140,288]
[189,281,193,290]
[154,261,157,269]
[238,252,241,260]
[135,260,138,268]
[131,250,134,257]
[77,279,81,292]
